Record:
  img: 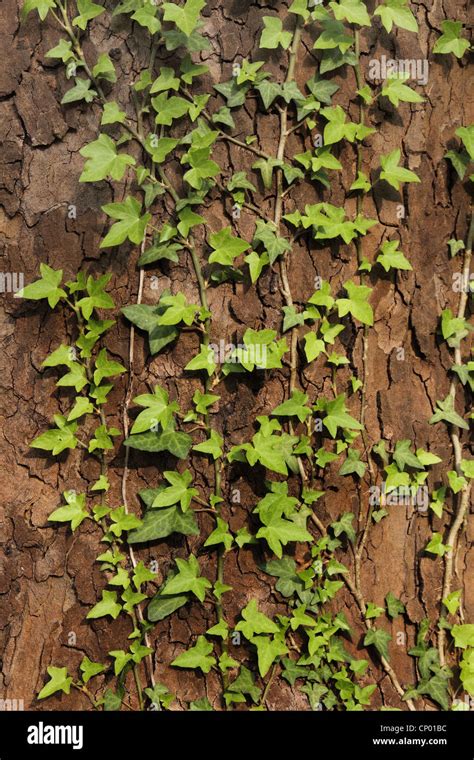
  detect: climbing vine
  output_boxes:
[18,0,472,712]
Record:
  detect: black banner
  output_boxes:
[0,710,471,757]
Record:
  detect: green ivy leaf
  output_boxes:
[163,0,205,36]
[385,592,406,619]
[251,634,289,677]
[15,263,65,308]
[429,394,469,430]
[374,0,418,33]
[37,666,72,700]
[31,416,78,456]
[73,0,104,30]
[433,21,470,59]
[101,197,151,247]
[381,75,424,107]
[80,134,135,182]
[271,390,312,423]
[193,430,224,460]
[171,635,216,673]
[131,386,178,434]
[208,227,250,266]
[330,0,370,26]
[260,16,293,50]
[87,590,122,620]
[80,657,106,684]
[61,77,97,104]
[336,281,373,325]
[49,490,88,531]
[442,590,462,616]
[376,240,412,272]
[364,627,392,661]
[22,0,57,21]
[425,532,450,557]
[161,555,211,602]
[380,149,421,190]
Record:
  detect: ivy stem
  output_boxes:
[274,19,305,486]
[187,239,229,696]
[343,573,417,711]
[438,213,473,667]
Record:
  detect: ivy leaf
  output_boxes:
[442,590,462,616]
[76,274,114,320]
[208,228,250,266]
[456,126,474,161]
[339,448,366,478]
[377,240,412,272]
[260,16,293,50]
[158,292,200,326]
[73,0,104,30]
[331,512,356,543]
[92,52,116,83]
[385,592,406,619]
[46,38,74,62]
[225,666,262,705]
[380,149,421,191]
[132,5,161,34]
[364,627,392,661]
[452,624,474,649]
[122,301,179,356]
[336,281,374,325]
[101,101,126,126]
[272,390,312,423]
[151,470,198,512]
[162,0,205,36]
[80,134,135,183]
[49,490,88,531]
[38,666,72,700]
[128,505,199,543]
[124,428,192,459]
[131,386,178,434]
[93,349,126,385]
[425,532,450,557]
[193,430,224,460]
[185,345,217,376]
[433,21,470,59]
[161,556,211,602]
[257,513,312,559]
[15,263,65,308]
[80,657,106,684]
[22,0,57,21]
[366,602,385,620]
[320,394,363,438]
[251,635,289,677]
[61,77,97,104]
[87,590,122,620]
[393,439,424,471]
[235,599,279,639]
[374,0,418,33]
[445,149,470,181]
[381,75,424,107]
[172,635,216,674]
[31,416,78,456]
[429,395,469,430]
[101,197,151,247]
[204,517,233,551]
[329,0,371,27]
[304,333,326,363]
[67,397,94,422]
[109,506,141,537]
